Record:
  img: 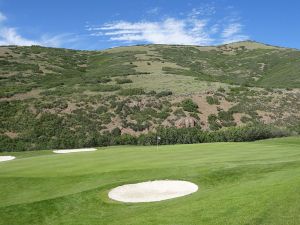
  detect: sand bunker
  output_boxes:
[0,156,16,162]
[108,180,198,203]
[53,148,97,154]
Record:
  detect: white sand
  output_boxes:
[108,180,198,203]
[0,156,16,162]
[53,148,97,154]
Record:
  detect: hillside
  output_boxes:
[0,41,300,151]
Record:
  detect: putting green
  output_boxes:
[0,137,300,225]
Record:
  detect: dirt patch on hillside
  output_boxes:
[193,95,234,129]
[4,132,19,139]
[0,89,41,101]
[256,110,276,123]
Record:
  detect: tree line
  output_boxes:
[0,123,291,152]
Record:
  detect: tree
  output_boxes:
[111,127,121,136]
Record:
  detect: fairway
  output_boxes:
[0,137,300,225]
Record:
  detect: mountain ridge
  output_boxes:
[1,40,298,51]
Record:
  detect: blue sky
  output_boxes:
[0,0,299,50]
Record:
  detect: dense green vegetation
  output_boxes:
[138,124,289,145]
[181,99,199,112]
[115,78,133,84]
[0,121,289,152]
[0,137,300,224]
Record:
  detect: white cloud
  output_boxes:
[87,9,249,46]
[0,12,6,22]
[0,11,37,46]
[221,23,249,44]
[189,5,216,17]
[40,33,82,47]
[0,8,249,49]
[222,23,242,38]
[89,17,213,45]
[0,11,80,48]
[0,27,39,46]
[147,7,160,15]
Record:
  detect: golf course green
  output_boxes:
[0,137,300,225]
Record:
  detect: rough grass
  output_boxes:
[0,136,300,225]
[122,74,228,94]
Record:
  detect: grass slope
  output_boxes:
[0,137,300,225]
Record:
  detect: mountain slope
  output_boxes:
[0,41,299,151]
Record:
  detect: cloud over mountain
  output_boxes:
[87,8,249,46]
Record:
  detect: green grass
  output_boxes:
[122,74,228,94]
[0,137,300,225]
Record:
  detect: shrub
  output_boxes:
[181,99,198,112]
[217,87,226,93]
[206,96,220,105]
[98,77,112,83]
[0,122,290,152]
[218,110,236,127]
[115,78,133,84]
[147,90,157,96]
[96,106,107,114]
[119,88,145,96]
[190,112,200,120]
[174,108,185,117]
[128,121,151,131]
[136,123,290,145]
[208,114,221,130]
[99,113,111,124]
[114,134,137,145]
[111,127,121,136]
[241,116,252,123]
[89,85,120,92]
[156,91,173,98]
[218,111,233,121]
